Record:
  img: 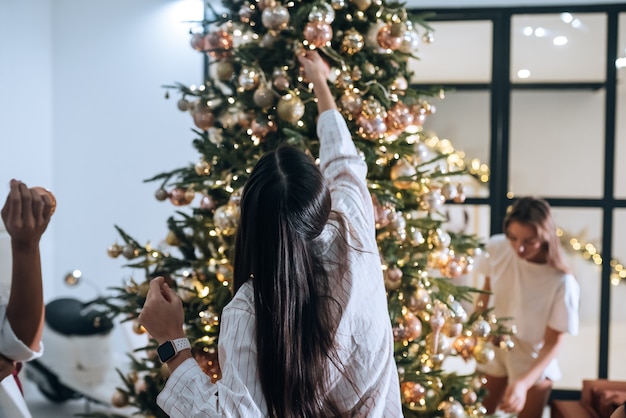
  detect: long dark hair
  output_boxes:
[233,145,344,417]
[504,196,570,274]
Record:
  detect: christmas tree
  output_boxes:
[101,1,514,417]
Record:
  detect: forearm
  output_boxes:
[310,76,336,114]
[7,241,44,350]
[517,329,564,387]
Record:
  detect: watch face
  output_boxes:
[157,341,176,363]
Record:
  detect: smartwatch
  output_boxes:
[157,338,191,363]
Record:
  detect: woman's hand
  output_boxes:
[297,50,330,86]
[500,379,530,413]
[1,179,53,249]
[138,277,186,344]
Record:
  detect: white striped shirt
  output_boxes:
[157,110,402,417]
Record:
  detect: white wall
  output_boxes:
[1,0,205,300]
[0,0,55,296]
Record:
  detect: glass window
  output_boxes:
[407,20,492,83]
[424,91,491,198]
[511,13,607,83]
[509,90,605,198]
[610,209,626,380]
[552,207,603,388]
[613,13,626,197]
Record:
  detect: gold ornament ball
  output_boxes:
[438,399,466,418]
[165,230,181,246]
[262,4,290,31]
[472,318,492,338]
[473,340,496,364]
[189,32,205,52]
[303,21,333,48]
[192,106,215,131]
[155,188,169,201]
[408,287,431,313]
[238,67,260,91]
[384,266,403,290]
[273,75,290,92]
[132,320,146,335]
[216,60,234,81]
[195,159,211,176]
[169,187,195,206]
[377,24,403,50]
[122,244,139,260]
[250,117,277,139]
[339,91,363,119]
[357,114,387,140]
[393,311,422,342]
[111,389,129,408]
[107,243,123,258]
[204,30,233,59]
[32,187,56,216]
[453,335,476,360]
[341,29,365,55]
[253,85,276,108]
[213,204,240,236]
[177,98,190,111]
[390,159,417,189]
[331,0,346,9]
[277,95,305,124]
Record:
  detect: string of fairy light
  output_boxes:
[423,134,625,286]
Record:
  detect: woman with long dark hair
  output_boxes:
[138,50,401,417]
[474,197,580,418]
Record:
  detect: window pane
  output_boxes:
[408,20,492,83]
[509,90,605,198]
[613,13,626,197]
[424,91,490,198]
[511,13,607,82]
[552,207,603,388]
[610,209,626,380]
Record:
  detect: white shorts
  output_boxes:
[475,337,559,384]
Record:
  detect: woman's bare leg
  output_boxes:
[481,374,508,414]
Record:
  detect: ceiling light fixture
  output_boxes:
[553,36,568,46]
[560,12,574,24]
[534,27,546,37]
[517,69,531,79]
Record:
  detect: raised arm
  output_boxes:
[1,180,53,352]
[297,50,372,228]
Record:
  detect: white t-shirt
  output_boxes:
[474,234,580,380]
